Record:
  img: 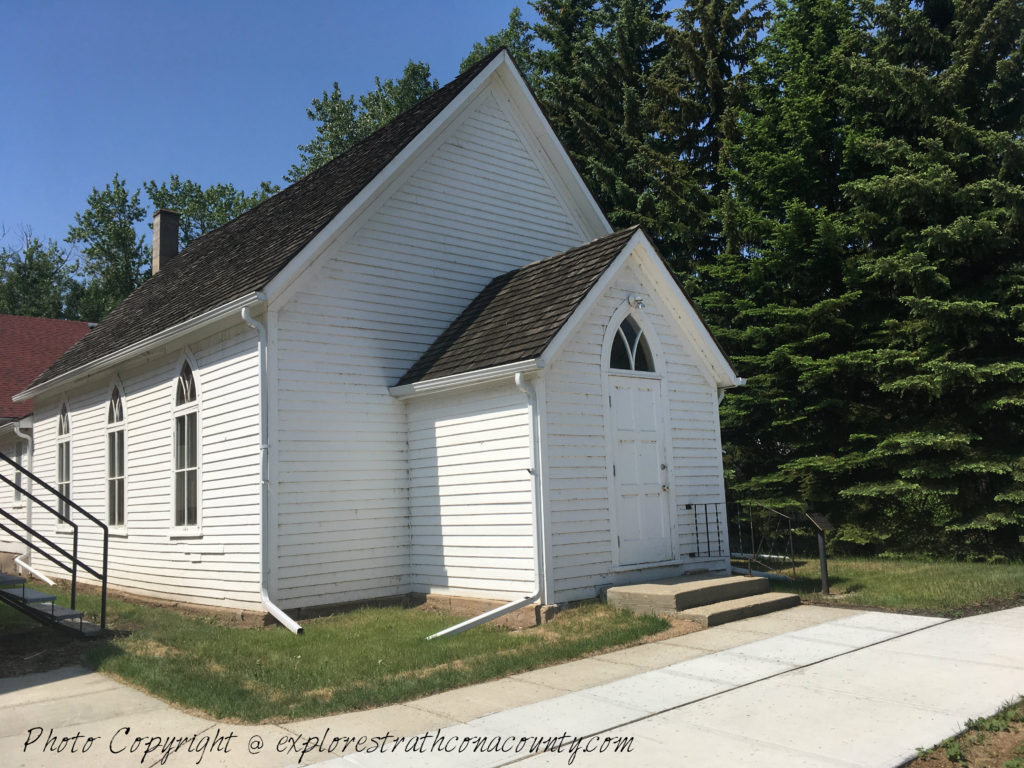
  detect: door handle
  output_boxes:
[662,485,669,492]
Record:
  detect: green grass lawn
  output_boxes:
[1,585,667,722]
[772,556,1024,617]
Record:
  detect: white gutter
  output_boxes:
[389,359,541,399]
[241,304,303,635]
[15,293,265,403]
[427,371,547,639]
[10,423,53,586]
[718,377,747,404]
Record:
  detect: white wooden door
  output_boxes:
[609,375,672,565]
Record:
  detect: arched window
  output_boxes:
[609,315,655,372]
[107,388,126,527]
[57,404,71,520]
[173,361,198,527]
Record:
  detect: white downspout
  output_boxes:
[241,305,303,635]
[426,371,547,639]
[12,424,54,585]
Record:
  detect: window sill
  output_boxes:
[108,526,129,539]
[169,529,203,540]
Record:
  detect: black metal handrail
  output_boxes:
[0,450,108,629]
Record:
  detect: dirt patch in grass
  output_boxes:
[0,626,96,677]
[908,699,1024,767]
[911,725,1024,767]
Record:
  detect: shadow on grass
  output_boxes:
[778,574,860,596]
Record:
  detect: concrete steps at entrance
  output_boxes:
[606,574,799,627]
[680,592,801,627]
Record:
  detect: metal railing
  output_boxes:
[0,450,108,630]
[728,501,797,580]
[686,502,729,559]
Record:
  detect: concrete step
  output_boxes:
[607,574,769,615]
[679,592,801,627]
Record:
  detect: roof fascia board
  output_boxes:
[536,230,742,389]
[263,54,511,307]
[537,229,648,369]
[491,64,611,238]
[14,292,265,402]
[389,359,541,399]
[636,245,743,388]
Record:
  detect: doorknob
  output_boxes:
[662,484,669,492]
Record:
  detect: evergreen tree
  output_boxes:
[461,7,539,86]
[834,0,1024,555]
[287,61,439,182]
[654,0,767,264]
[695,0,867,517]
[534,0,702,269]
[696,0,1024,556]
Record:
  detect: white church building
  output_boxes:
[1,50,741,632]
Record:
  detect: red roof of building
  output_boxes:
[0,315,91,420]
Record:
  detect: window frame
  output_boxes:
[13,440,23,503]
[106,384,127,529]
[171,355,201,536]
[608,314,657,374]
[56,402,71,522]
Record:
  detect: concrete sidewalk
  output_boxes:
[1,604,1021,767]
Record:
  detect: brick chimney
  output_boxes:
[152,209,180,275]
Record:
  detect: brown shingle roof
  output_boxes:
[27,51,503,392]
[398,227,640,385]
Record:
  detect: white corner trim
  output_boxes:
[388,359,541,399]
[13,292,266,402]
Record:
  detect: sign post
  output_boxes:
[806,511,834,595]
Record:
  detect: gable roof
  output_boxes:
[397,228,640,385]
[24,50,505,394]
[0,315,91,420]
[397,226,741,390]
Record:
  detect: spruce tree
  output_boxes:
[654,0,767,264]
[695,0,868,516]
[533,0,702,268]
[836,0,1024,555]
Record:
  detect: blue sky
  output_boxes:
[0,0,532,250]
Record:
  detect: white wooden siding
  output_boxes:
[407,384,535,599]
[271,82,597,609]
[26,320,262,610]
[542,253,729,602]
[0,432,29,553]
